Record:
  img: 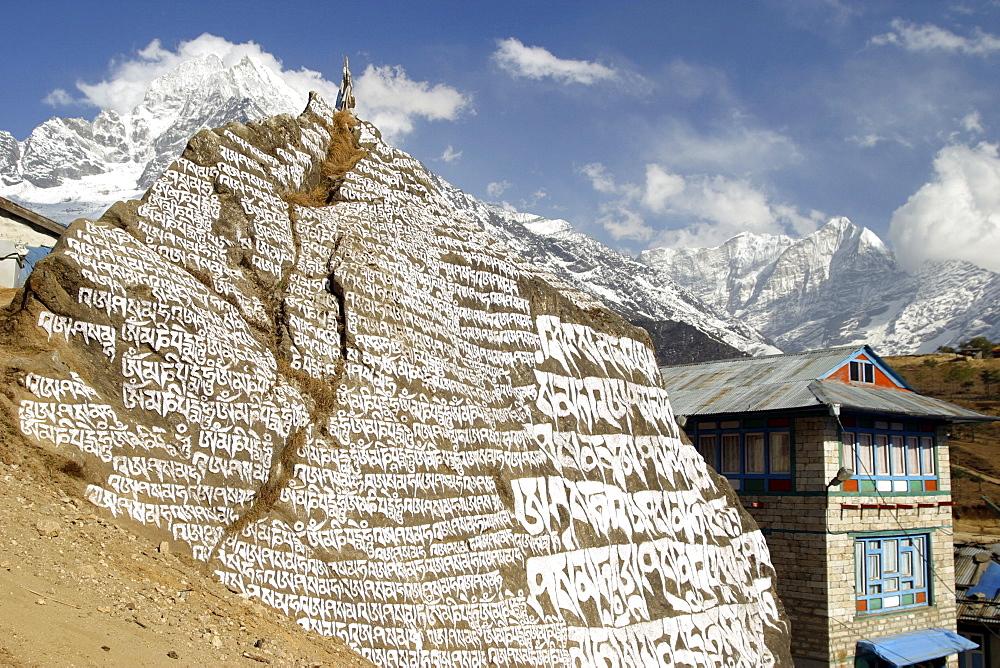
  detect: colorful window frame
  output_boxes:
[855,534,929,614]
[692,417,792,492]
[850,360,875,384]
[840,416,938,493]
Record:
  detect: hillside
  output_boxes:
[0,443,373,666]
[887,354,1000,536]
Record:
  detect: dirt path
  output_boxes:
[953,463,1000,487]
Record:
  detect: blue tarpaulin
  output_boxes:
[969,560,1000,599]
[857,627,978,666]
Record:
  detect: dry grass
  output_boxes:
[888,354,1000,529]
[285,110,367,207]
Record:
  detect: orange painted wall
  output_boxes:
[827,355,908,391]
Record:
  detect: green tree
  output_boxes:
[945,363,975,397]
[981,369,1000,396]
[959,336,995,352]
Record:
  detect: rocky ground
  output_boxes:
[0,456,372,667]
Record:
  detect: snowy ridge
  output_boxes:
[0,55,303,223]
[0,53,777,363]
[431,177,779,359]
[640,218,1000,354]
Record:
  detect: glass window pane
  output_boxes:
[864,363,874,383]
[906,437,920,476]
[859,434,875,476]
[746,433,765,473]
[891,436,905,476]
[855,541,864,591]
[868,553,881,580]
[912,537,926,588]
[770,432,790,473]
[697,435,716,468]
[721,434,740,474]
[901,551,913,577]
[884,540,897,573]
[876,434,889,476]
[921,437,935,475]
[884,577,899,592]
[842,432,856,474]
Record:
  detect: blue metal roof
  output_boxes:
[857,627,977,666]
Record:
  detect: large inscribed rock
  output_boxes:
[0,94,790,666]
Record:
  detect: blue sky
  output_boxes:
[3,1,1000,272]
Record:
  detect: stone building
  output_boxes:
[0,196,63,288]
[661,346,992,667]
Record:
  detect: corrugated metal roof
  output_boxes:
[955,544,996,588]
[811,381,994,422]
[661,346,995,423]
[954,542,1000,624]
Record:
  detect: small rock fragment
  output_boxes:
[35,599,45,605]
[166,650,179,659]
[35,519,60,537]
[158,540,170,554]
[101,646,111,652]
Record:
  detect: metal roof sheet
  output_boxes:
[0,196,65,237]
[661,346,995,423]
[954,543,1000,623]
[811,381,994,422]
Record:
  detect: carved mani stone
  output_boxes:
[1,93,792,667]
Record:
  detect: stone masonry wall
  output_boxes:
[742,417,958,667]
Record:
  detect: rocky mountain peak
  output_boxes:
[640,216,999,353]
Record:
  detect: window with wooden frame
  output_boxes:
[850,360,875,384]
[692,417,792,492]
[855,534,929,614]
[840,417,938,493]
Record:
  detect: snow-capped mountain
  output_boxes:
[431,178,780,362]
[0,54,304,222]
[640,217,1000,354]
[0,54,775,364]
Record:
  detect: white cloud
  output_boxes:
[961,110,984,134]
[438,145,462,163]
[871,19,1000,56]
[650,118,800,174]
[42,88,79,107]
[486,181,512,199]
[889,141,1000,272]
[585,163,822,249]
[45,33,470,143]
[71,34,324,114]
[599,206,655,243]
[493,38,616,85]
[355,64,470,140]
